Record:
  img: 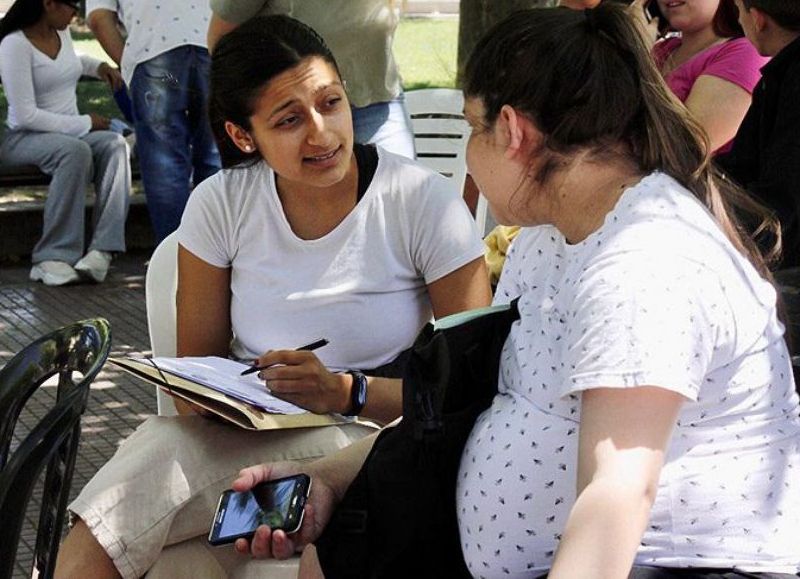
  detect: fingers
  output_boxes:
[256,349,319,369]
[295,503,318,547]
[234,527,298,560]
[234,538,249,555]
[257,353,326,393]
[232,463,273,492]
[271,529,297,559]
[233,462,300,492]
[263,375,319,394]
[250,525,274,558]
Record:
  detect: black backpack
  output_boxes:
[315,300,520,578]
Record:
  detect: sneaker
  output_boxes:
[74,250,113,283]
[30,261,80,286]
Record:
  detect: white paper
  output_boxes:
[141,356,308,415]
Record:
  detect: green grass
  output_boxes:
[395,18,459,89]
[0,19,459,132]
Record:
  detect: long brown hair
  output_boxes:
[713,0,745,38]
[462,3,780,283]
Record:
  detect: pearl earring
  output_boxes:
[244,145,253,152]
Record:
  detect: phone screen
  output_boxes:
[208,474,311,545]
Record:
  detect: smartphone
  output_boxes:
[207,473,312,546]
[644,0,666,28]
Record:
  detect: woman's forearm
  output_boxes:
[359,376,402,425]
[548,478,655,579]
[310,428,389,501]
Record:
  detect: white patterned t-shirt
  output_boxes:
[86,0,211,87]
[457,172,800,578]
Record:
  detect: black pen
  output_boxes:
[239,338,330,376]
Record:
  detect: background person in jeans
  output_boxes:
[0,0,130,286]
[87,0,221,243]
[207,0,416,160]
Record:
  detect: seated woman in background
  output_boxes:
[0,0,130,286]
[54,15,490,579]
[232,5,800,578]
[653,0,768,153]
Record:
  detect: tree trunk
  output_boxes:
[457,0,558,81]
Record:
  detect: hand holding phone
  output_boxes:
[224,461,340,560]
[208,473,312,546]
[628,0,664,45]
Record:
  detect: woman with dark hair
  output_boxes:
[0,0,130,285]
[653,0,768,153]
[231,4,800,578]
[54,14,490,579]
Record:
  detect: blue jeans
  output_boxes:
[352,93,415,160]
[130,46,221,243]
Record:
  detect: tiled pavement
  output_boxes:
[0,251,157,578]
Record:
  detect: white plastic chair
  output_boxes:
[145,231,179,416]
[144,232,299,578]
[405,88,490,235]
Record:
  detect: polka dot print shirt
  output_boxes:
[457,172,800,578]
[86,0,212,87]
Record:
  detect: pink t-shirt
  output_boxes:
[653,36,768,153]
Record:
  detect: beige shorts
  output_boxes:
[69,415,375,579]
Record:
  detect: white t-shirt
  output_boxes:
[0,29,102,136]
[457,172,800,577]
[86,0,211,87]
[177,149,485,368]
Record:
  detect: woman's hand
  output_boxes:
[171,396,217,418]
[89,112,111,131]
[97,62,124,91]
[255,350,351,415]
[232,462,337,559]
[629,0,660,47]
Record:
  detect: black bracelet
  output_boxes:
[344,370,368,416]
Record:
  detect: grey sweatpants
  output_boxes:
[0,129,130,264]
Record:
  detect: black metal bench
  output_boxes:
[0,163,66,188]
[0,160,141,189]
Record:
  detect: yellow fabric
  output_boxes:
[483,225,521,286]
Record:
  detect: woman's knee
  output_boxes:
[104,132,129,155]
[57,139,93,170]
[55,518,121,579]
[93,132,130,164]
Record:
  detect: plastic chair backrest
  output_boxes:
[145,231,179,416]
[405,88,489,235]
[0,318,111,579]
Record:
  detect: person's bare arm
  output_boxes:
[548,386,684,578]
[86,9,125,66]
[428,256,492,318]
[684,75,753,153]
[207,13,240,53]
[232,427,390,560]
[174,244,232,415]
